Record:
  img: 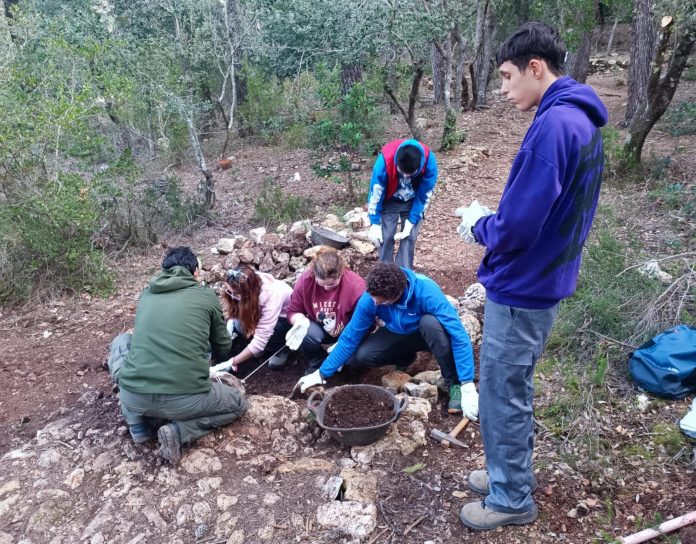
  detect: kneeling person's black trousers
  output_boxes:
[347,314,459,388]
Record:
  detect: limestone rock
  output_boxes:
[339,468,378,503]
[381,371,411,392]
[315,501,377,539]
[216,237,243,255]
[412,370,442,386]
[349,239,375,256]
[249,227,267,244]
[459,310,481,344]
[460,282,486,313]
[289,255,307,271]
[403,382,438,403]
[277,458,335,473]
[181,449,222,474]
[321,214,346,231]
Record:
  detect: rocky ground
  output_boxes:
[1,51,696,543]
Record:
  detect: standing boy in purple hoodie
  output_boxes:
[457,22,608,530]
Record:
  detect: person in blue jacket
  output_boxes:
[295,262,478,418]
[456,22,608,531]
[367,139,438,269]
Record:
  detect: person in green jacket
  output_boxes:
[106,246,246,465]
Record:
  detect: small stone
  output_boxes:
[567,508,578,518]
[349,239,375,256]
[381,371,411,392]
[403,382,438,403]
[249,227,267,244]
[323,476,344,500]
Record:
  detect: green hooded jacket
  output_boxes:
[118,266,232,395]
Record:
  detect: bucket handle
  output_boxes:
[393,394,409,422]
[306,390,324,418]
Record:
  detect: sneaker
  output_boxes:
[157,423,182,465]
[268,350,289,370]
[459,500,538,531]
[129,422,155,444]
[448,384,462,414]
[468,470,539,495]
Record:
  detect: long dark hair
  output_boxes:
[223,265,262,337]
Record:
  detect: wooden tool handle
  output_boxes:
[441,417,470,447]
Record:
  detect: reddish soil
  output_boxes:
[322,387,394,428]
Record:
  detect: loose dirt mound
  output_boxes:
[323,387,394,428]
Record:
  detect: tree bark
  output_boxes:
[384,61,424,140]
[566,27,595,83]
[431,42,445,105]
[473,0,496,108]
[625,0,656,126]
[341,64,363,96]
[461,66,470,110]
[623,18,696,165]
[452,23,466,113]
[0,1,13,63]
[606,18,619,54]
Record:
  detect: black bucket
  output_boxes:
[306,385,409,447]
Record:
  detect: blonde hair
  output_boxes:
[312,247,345,279]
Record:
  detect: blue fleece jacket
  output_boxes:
[319,268,474,381]
[473,76,608,309]
[367,139,438,226]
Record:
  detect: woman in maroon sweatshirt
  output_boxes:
[279,247,366,374]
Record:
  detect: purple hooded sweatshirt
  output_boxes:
[473,76,608,309]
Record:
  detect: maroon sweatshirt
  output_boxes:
[287,269,366,337]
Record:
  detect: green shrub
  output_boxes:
[662,100,696,136]
[548,224,663,361]
[237,63,284,138]
[0,173,113,302]
[253,179,314,226]
[648,181,696,218]
[601,125,631,178]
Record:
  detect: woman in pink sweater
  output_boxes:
[282,247,366,374]
[222,265,293,371]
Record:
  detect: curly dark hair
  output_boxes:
[366,263,407,299]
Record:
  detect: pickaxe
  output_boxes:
[430,417,470,448]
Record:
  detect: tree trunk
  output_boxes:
[623,18,696,166]
[473,0,496,108]
[0,1,13,64]
[606,18,619,54]
[219,0,240,159]
[181,97,215,209]
[384,61,424,140]
[461,66,470,110]
[625,0,656,126]
[453,23,466,113]
[341,64,363,96]
[566,28,595,83]
[439,31,459,151]
[431,42,445,105]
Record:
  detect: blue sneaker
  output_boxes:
[129,422,155,444]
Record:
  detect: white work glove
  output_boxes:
[393,220,414,241]
[461,382,479,421]
[286,317,311,350]
[368,224,383,247]
[210,357,238,375]
[296,369,325,393]
[456,200,494,244]
[326,342,337,354]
